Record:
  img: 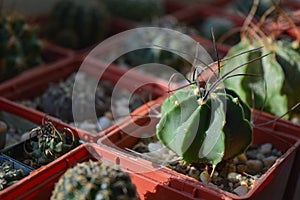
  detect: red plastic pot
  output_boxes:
[0,143,201,200]
[98,98,299,200]
[0,56,167,142]
[251,110,300,200]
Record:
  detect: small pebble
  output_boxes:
[237,153,247,163]
[148,142,163,152]
[246,160,264,174]
[188,166,200,180]
[236,164,248,173]
[200,171,210,184]
[98,116,113,131]
[260,143,272,155]
[227,172,241,183]
[256,153,265,160]
[233,185,248,196]
[263,156,277,167]
[246,149,258,159]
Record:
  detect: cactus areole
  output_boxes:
[156,85,253,166]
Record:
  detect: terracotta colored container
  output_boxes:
[98,98,300,200]
[0,143,202,200]
[0,56,167,142]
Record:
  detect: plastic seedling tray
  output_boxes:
[98,99,299,200]
[0,154,33,192]
[0,143,202,200]
[0,56,167,143]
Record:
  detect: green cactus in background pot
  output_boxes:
[51,160,140,200]
[104,0,164,22]
[47,0,110,49]
[0,14,43,82]
[221,6,300,121]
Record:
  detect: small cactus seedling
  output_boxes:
[0,14,43,82]
[23,119,77,168]
[47,0,109,49]
[0,161,25,191]
[51,160,139,200]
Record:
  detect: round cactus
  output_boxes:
[156,84,252,166]
[47,0,110,49]
[104,0,164,21]
[51,160,139,200]
[0,14,43,82]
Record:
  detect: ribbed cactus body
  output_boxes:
[0,15,42,82]
[47,0,109,49]
[51,160,139,200]
[156,85,252,166]
[105,0,164,21]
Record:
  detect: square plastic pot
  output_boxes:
[0,154,34,192]
[251,109,300,200]
[97,99,299,200]
[0,56,167,143]
[0,143,201,200]
[1,134,82,170]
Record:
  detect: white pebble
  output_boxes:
[148,142,163,152]
[227,172,241,182]
[98,117,113,131]
[233,185,248,196]
[200,171,210,184]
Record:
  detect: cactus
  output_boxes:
[104,0,164,22]
[221,5,300,120]
[51,160,139,200]
[0,161,25,191]
[47,0,109,49]
[120,18,197,75]
[0,14,43,82]
[156,83,253,167]
[23,120,77,168]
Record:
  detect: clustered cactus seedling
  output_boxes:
[104,0,164,22]
[51,160,139,200]
[0,14,43,82]
[23,119,76,168]
[0,161,25,191]
[47,0,109,49]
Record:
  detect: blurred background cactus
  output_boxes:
[51,160,139,200]
[46,0,110,49]
[0,14,43,82]
[104,0,165,22]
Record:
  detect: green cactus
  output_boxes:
[47,0,109,49]
[122,19,197,75]
[0,14,43,82]
[104,0,164,22]
[221,38,300,120]
[23,120,77,168]
[0,161,26,191]
[51,160,139,200]
[156,84,253,167]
